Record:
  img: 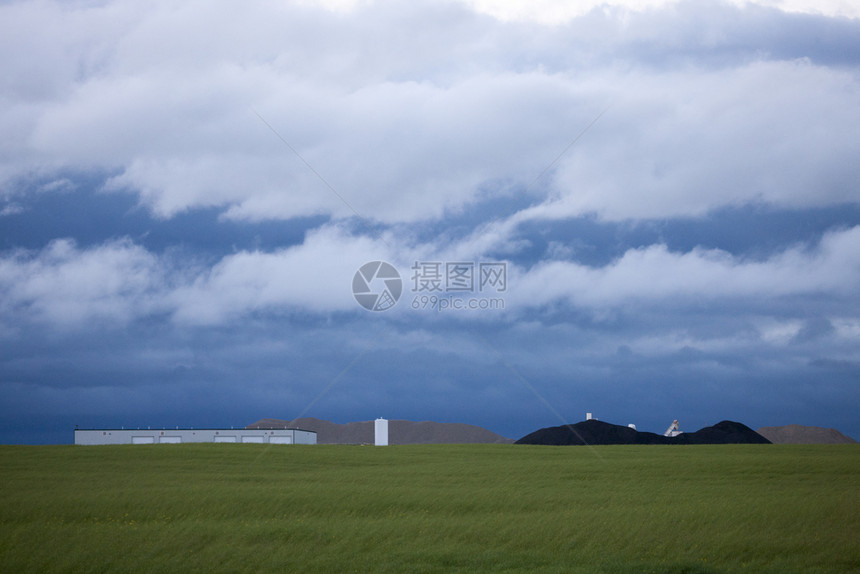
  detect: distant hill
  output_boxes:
[516,420,770,445]
[757,424,858,444]
[247,417,514,445]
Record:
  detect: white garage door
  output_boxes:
[132,436,155,444]
[159,436,181,444]
[241,435,264,443]
[269,436,293,444]
[214,435,236,443]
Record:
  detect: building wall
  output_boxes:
[74,428,317,445]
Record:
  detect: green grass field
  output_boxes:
[1,444,858,573]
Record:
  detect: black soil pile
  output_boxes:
[516,420,666,445]
[516,419,770,445]
[673,420,771,444]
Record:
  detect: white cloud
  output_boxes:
[459,0,860,23]
[2,224,858,329]
[0,203,25,216]
[2,0,860,327]
[30,63,596,221]
[756,319,803,344]
[831,318,860,339]
[169,225,393,324]
[740,0,860,19]
[515,60,860,222]
[4,0,858,223]
[0,238,163,327]
[0,227,394,328]
[510,225,860,309]
[459,0,679,24]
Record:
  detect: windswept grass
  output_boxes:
[1,444,857,573]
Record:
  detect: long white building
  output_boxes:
[74,427,317,445]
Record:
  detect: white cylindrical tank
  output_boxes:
[375,417,388,446]
[586,412,593,420]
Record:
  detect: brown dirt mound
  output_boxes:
[246,417,514,445]
[756,424,858,444]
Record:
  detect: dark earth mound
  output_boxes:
[516,419,666,445]
[516,419,770,445]
[673,420,771,444]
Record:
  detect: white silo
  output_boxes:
[375,417,388,446]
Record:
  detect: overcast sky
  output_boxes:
[2,0,859,444]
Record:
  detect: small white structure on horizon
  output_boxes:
[628,423,637,430]
[664,420,683,437]
[586,412,593,421]
[374,417,389,446]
